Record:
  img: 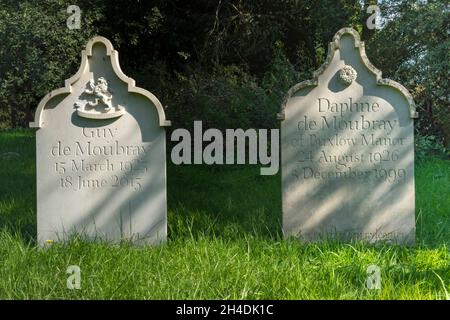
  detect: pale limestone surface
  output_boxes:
[31,37,170,245]
[279,28,417,244]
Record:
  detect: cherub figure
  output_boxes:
[84,77,113,112]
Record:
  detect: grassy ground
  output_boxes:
[0,129,449,299]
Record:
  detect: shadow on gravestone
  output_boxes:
[279,28,418,244]
[30,37,171,245]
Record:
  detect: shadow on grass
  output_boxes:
[167,163,282,241]
[0,129,448,248]
[0,130,37,243]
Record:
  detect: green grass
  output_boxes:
[0,129,449,299]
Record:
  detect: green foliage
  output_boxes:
[0,0,361,129]
[367,0,450,148]
[415,134,449,161]
[0,0,102,128]
[167,65,271,130]
[197,0,361,74]
[262,41,301,105]
[0,0,447,158]
[167,44,300,131]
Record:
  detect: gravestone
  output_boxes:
[279,28,418,244]
[30,37,171,245]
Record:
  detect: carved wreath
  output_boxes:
[339,65,357,85]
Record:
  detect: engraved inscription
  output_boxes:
[289,97,407,185]
[281,28,416,244]
[50,127,148,192]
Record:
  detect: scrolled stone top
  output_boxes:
[30,36,171,128]
[278,27,418,120]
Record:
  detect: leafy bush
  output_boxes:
[0,0,102,128]
[166,65,269,130]
[367,0,450,148]
[415,134,449,161]
[166,44,300,131]
[0,0,447,154]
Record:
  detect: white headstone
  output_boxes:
[279,28,418,244]
[30,37,171,245]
